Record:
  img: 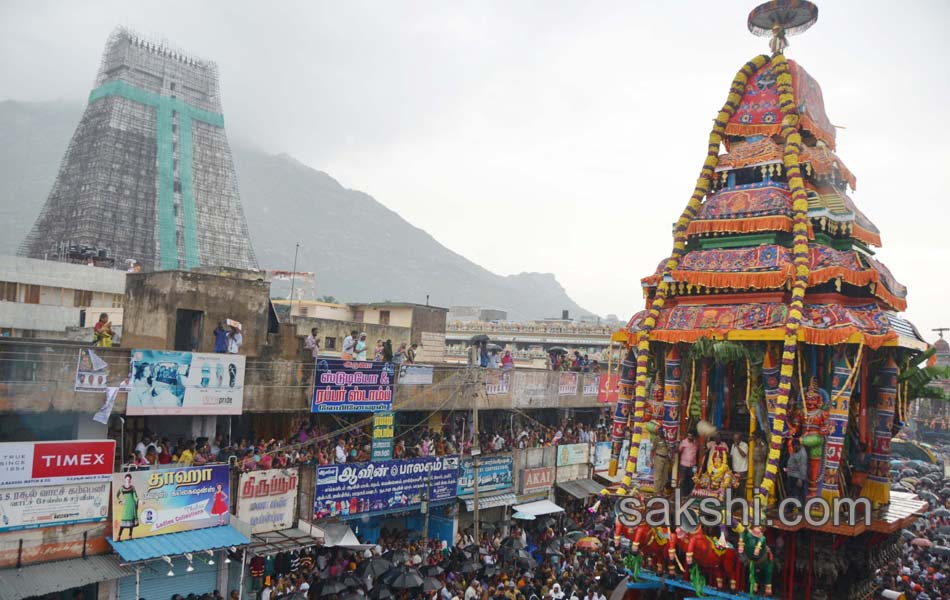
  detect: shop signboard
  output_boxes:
[314,456,459,519]
[0,440,115,489]
[312,358,394,412]
[521,467,555,494]
[582,375,600,396]
[128,349,245,415]
[372,412,395,461]
[237,468,299,534]
[0,481,111,533]
[597,373,620,403]
[556,443,590,467]
[484,371,510,395]
[593,442,612,471]
[111,465,231,540]
[398,365,434,385]
[457,455,513,496]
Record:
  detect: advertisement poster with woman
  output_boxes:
[111,465,230,540]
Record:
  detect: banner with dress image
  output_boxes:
[111,465,231,541]
[127,349,245,415]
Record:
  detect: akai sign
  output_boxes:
[0,441,115,489]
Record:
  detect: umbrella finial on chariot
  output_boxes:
[747,1,819,55]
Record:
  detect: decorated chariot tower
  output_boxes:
[607,2,929,598]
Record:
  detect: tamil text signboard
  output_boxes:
[597,373,620,403]
[0,481,111,533]
[372,412,395,461]
[111,465,231,540]
[314,456,458,519]
[312,359,394,412]
[558,372,578,396]
[128,350,245,415]
[457,455,513,496]
[0,440,115,489]
[237,469,299,534]
[484,371,510,395]
[582,375,600,396]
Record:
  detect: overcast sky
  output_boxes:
[1,1,949,339]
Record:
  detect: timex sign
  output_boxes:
[0,440,116,488]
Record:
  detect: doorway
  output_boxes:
[174,309,204,351]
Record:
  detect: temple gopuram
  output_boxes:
[606,2,929,599]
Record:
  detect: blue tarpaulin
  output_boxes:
[108,525,249,563]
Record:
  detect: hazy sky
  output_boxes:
[2,1,949,340]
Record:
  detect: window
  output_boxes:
[379,310,391,326]
[111,295,123,308]
[24,285,40,305]
[324,337,336,350]
[73,289,92,307]
[0,282,16,302]
[353,310,365,323]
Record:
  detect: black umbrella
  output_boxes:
[462,544,483,558]
[543,543,564,556]
[423,565,445,577]
[342,574,362,589]
[380,566,404,585]
[390,569,425,589]
[932,545,950,557]
[359,557,393,578]
[321,581,347,596]
[459,562,481,575]
[486,343,503,352]
[548,347,568,355]
[383,549,411,565]
[516,556,538,570]
[935,508,950,518]
[369,588,394,600]
[538,517,556,529]
[482,564,500,578]
[422,577,442,593]
[470,334,490,344]
[501,536,525,550]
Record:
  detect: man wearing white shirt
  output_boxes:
[730,432,749,491]
[335,438,348,464]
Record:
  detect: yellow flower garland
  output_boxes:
[755,52,813,506]
[616,54,771,494]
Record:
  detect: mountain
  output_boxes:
[0,100,591,321]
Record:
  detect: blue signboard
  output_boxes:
[457,455,514,496]
[312,358,395,412]
[314,456,459,519]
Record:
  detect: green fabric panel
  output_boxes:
[88,80,224,270]
[178,116,200,268]
[156,105,177,269]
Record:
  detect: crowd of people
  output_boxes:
[125,411,612,472]
[304,328,418,364]
[877,440,950,600]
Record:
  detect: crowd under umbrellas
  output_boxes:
[881,442,950,600]
[254,502,624,600]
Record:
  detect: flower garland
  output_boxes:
[616,54,771,493]
[755,52,812,506]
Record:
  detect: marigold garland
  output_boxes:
[755,52,812,506]
[613,54,771,494]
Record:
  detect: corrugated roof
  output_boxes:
[108,525,249,563]
[886,314,926,343]
[556,479,604,500]
[464,492,518,512]
[0,554,132,600]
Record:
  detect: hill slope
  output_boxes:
[0,100,590,321]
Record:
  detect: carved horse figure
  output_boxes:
[674,527,739,590]
[616,521,679,577]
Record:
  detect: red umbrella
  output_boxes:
[912,537,933,548]
[576,536,603,550]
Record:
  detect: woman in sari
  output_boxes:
[94,313,113,347]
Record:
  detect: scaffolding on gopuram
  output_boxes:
[603,2,930,599]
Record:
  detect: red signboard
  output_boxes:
[597,373,620,403]
[522,467,555,494]
[0,440,115,488]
